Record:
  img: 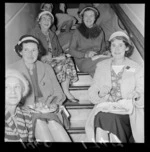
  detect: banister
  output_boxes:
[110,4,144,59]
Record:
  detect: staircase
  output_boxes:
[64,71,94,142]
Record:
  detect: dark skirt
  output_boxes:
[94,112,134,143]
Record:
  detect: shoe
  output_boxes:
[68,98,79,103]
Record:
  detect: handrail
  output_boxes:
[110,4,144,59]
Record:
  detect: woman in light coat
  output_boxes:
[85,31,144,143]
[8,35,71,142]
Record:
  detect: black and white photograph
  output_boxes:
[5,3,144,146]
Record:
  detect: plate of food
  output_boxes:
[28,104,58,113]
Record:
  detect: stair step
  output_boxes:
[71,74,92,87]
[67,127,85,134]
[69,86,89,90]
[65,101,94,109]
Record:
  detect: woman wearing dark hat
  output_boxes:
[30,10,79,103]
[85,31,144,143]
[69,3,111,77]
[8,35,72,142]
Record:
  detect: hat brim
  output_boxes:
[109,31,131,44]
[79,6,99,17]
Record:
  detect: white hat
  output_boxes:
[109,31,130,42]
[18,36,39,45]
[37,11,54,23]
[6,69,29,97]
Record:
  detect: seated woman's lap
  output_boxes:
[94,112,134,143]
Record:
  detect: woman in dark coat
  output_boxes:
[30,10,79,102]
[69,4,111,77]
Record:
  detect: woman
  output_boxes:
[5,69,33,142]
[40,3,53,12]
[85,31,144,143]
[69,4,111,77]
[55,3,77,34]
[40,3,56,32]
[8,35,71,142]
[30,10,79,103]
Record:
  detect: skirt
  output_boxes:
[94,112,134,143]
[50,57,78,84]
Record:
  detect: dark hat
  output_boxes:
[78,3,99,18]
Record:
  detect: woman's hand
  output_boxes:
[53,55,66,60]
[127,91,141,101]
[99,85,111,98]
[85,51,97,58]
[41,53,52,63]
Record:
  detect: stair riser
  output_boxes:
[70,90,91,102]
[71,75,92,86]
[68,109,92,128]
[69,134,89,142]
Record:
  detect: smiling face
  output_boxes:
[83,10,95,28]
[6,77,23,106]
[110,38,129,60]
[20,42,39,64]
[39,14,52,30]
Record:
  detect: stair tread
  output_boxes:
[69,86,90,90]
[67,127,85,134]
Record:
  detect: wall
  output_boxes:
[5,3,40,67]
[119,4,144,66]
[119,4,145,37]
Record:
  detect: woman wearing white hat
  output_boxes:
[5,69,33,142]
[30,10,79,103]
[69,3,110,77]
[8,35,72,142]
[85,31,144,143]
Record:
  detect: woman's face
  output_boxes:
[39,14,52,30]
[110,38,128,60]
[83,10,95,28]
[20,42,39,64]
[6,77,23,106]
[43,4,52,12]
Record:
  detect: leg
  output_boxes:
[109,133,121,143]
[61,77,79,102]
[35,119,54,142]
[96,127,109,143]
[47,120,72,142]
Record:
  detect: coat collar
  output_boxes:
[20,59,45,83]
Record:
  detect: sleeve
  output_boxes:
[69,30,86,58]
[53,34,63,56]
[23,110,34,142]
[134,65,144,108]
[88,63,109,104]
[45,64,66,105]
[99,27,107,54]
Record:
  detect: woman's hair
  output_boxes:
[108,36,134,57]
[81,8,99,23]
[14,35,44,60]
[6,69,30,106]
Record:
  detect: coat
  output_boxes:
[69,27,109,76]
[8,59,66,107]
[29,24,63,57]
[85,57,144,142]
